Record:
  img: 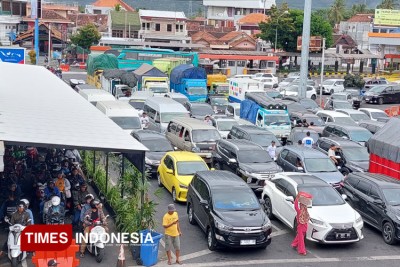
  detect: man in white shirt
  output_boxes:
[140,112,150,129]
[328,144,339,165]
[302,132,314,148]
[267,141,277,160]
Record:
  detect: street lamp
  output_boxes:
[275,11,289,52]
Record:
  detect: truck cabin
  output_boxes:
[114,84,132,99]
[210,82,229,95]
[146,82,169,95]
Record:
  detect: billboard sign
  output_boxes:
[297,36,322,52]
[0,47,26,64]
[375,9,400,26]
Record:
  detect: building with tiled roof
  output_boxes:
[108,10,140,38]
[86,0,134,15]
[237,13,268,35]
[191,30,256,50]
[339,13,373,50]
[68,14,108,32]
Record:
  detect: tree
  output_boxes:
[328,0,346,26]
[377,0,398,9]
[350,4,374,16]
[70,24,101,50]
[114,3,122,11]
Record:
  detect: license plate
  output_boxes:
[240,240,256,245]
[335,232,350,239]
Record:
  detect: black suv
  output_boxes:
[131,130,173,176]
[227,125,282,148]
[212,139,282,192]
[364,84,400,105]
[315,137,370,175]
[343,173,400,244]
[187,170,272,250]
[322,123,373,146]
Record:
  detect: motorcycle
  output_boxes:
[5,217,31,267]
[85,215,109,263]
[43,196,65,224]
[47,210,65,225]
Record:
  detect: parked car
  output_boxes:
[343,172,400,244]
[253,77,278,90]
[252,73,279,84]
[358,108,389,121]
[129,91,154,113]
[209,116,239,139]
[364,84,400,105]
[227,125,282,148]
[318,79,345,95]
[289,111,325,129]
[164,92,189,105]
[276,146,344,191]
[206,95,229,114]
[262,173,364,243]
[324,99,354,111]
[343,89,363,109]
[131,130,174,177]
[287,72,300,78]
[225,103,241,119]
[321,123,373,146]
[316,110,357,125]
[331,92,361,109]
[158,151,209,202]
[212,139,282,192]
[281,85,317,100]
[336,109,371,124]
[315,137,370,175]
[358,120,385,134]
[278,77,299,88]
[187,170,272,250]
[363,78,389,90]
[287,128,319,145]
[184,102,215,119]
[284,97,321,114]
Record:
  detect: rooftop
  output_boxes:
[91,0,134,12]
[346,13,373,23]
[110,10,140,28]
[238,13,269,25]
[139,10,187,20]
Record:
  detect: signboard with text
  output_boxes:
[375,9,400,26]
[0,47,26,64]
[297,36,322,52]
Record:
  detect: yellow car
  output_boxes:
[157,151,209,202]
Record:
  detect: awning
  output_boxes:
[0,63,148,155]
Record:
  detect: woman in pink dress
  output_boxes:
[291,193,311,255]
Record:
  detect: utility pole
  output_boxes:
[319,38,326,107]
[298,0,312,99]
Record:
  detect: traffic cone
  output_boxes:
[116,245,126,267]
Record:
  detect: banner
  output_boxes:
[0,47,26,64]
[375,9,400,26]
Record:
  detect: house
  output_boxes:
[0,0,27,45]
[191,31,256,50]
[187,17,235,36]
[107,10,140,38]
[339,13,373,50]
[333,34,357,52]
[203,0,275,28]
[237,13,268,35]
[67,13,108,34]
[85,0,134,15]
[138,10,190,44]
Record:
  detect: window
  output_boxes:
[318,141,330,152]
[112,30,123,38]
[355,181,371,195]
[227,106,234,115]
[176,125,183,137]
[346,176,359,188]
[155,23,160,31]
[164,156,174,170]
[228,61,236,67]
[285,152,299,166]
[198,180,210,200]
[167,122,176,133]
[146,23,150,30]
[369,186,381,199]
[275,179,289,194]
[286,184,296,198]
[280,149,289,160]
[167,24,172,32]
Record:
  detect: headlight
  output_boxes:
[215,220,233,231]
[262,220,272,231]
[355,216,363,224]
[192,147,200,153]
[179,183,188,189]
[310,218,325,226]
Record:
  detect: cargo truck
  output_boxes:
[170,64,207,102]
[228,78,264,103]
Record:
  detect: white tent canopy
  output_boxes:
[0,63,148,154]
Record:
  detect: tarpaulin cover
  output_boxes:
[102,69,127,79]
[87,54,118,75]
[170,64,206,85]
[240,99,260,124]
[120,72,137,88]
[368,118,400,163]
[133,63,167,81]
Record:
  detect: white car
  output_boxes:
[336,109,370,124]
[225,103,241,120]
[278,77,299,88]
[281,85,317,100]
[261,173,364,244]
[319,79,345,95]
[252,77,278,90]
[358,108,389,121]
[252,73,279,84]
[210,116,239,139]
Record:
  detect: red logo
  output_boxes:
[21,225,72,251]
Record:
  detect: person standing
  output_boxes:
[328,144,339,165]
[140,112,150,129]
[291,193,310,255]
[163,204,182,265]
[302,132,314,148]
[267,141,277,160]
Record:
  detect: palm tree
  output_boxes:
[351,3,367,14]
[377,0,398,9]
[329,0,346,26]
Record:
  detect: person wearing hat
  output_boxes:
[162,204,182,265]
[47,259,59,266]
[267,141,277,161]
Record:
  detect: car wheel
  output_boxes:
[311,94,316,100]
[214,162,221,170]
[207,227,218,251]
[157,173,163,187]
[263,196,274,219]
[188,203,196,225]
[382,221,397,245]
[330,89,334,95]
[172,187,178,203]
[378,98,384,105]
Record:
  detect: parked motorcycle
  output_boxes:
[5,217,31,267]
[85,215,109,263]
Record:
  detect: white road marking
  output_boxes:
[180,249,213,261]
[159,238,176,258]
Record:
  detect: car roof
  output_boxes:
[132,130,166,140]
[166,151,205,162]
[319,137,363,147]
[220,139,264,150]
[324,123,369,131]
[348,173,400,188]
[336,109,366,115]
[358,108,386,113]
[232,125,274,135]
[196,170,248,188]
[316,110,349,117]
[282,146,327,158]
[281,173,329,186]
[166,92,188,99]
[291,128,318,134]
[291,111,317,117]
[358,120,385,126]
[171,117,217,129]
[213,117,237,122]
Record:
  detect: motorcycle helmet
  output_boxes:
[74,182,80,190]
[90,199,100,209]
[51,196,61,206]
[85,194,94,200]
[21,199,30,208]
[52,163,61,172]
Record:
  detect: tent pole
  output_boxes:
[105,152,109,195]
[140,151,145,224]
[121,155,125,197]
[93,150,96,178]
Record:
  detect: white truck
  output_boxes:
[228,78,264,103]
[139,77,170,95]
[100,75,133,100]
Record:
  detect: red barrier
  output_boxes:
[31,239,80,267]
[60,64,70,72]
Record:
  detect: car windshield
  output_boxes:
[304,158,338,172]
[149,87,168,94]
[129,101,144,110]
[177,161,208,175]
[297,186,345,206]
[323,80,335,85]
[349,130,372,142]
[161,112,188,123]
[286,86,298,92]
[141,139,173,152]
[303,116,324,126]
[172,97,188,105]
[335,117,357,125]
[264,114,291,126]
[342,147,369,161]
[283,78,296,83]
[350,113,370,122]
[370,111,388,119]
[210,98,228,106]
[300,99,319,109]
[382,188,400,206]
[188,87,207,95]
[192,105,214,116]
[213,188,260,211]
[369,85,386,93]
[238,150,273,163]
[192,130,221,142]
[110,117,141,130]
[217,120,238,131]
[250,134,281,147]
[215,85,229,94]
[333,101,353,109]
[346,90,360,96]
[266,91,282,99]
[332,95,347,101]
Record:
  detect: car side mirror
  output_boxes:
[342,136,348,140]
[285,196,294,203]
[228,158,237,163]
[166,168,174,174]
[174,146,178,151]
[200,199,209,208]
[341,194,347,201]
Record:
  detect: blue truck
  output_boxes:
[170,64,207,102]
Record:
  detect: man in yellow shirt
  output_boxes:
[163,204,182,265]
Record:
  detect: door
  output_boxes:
[197,180,211,230]
[162,156,175,192]
[190,176,205,230]
[394,86,400,103]
[353,180,371,220]
[270,178,290,222]
[182,129,193,152]
[365,185,383,227]
[281,183,297,228]
[284,152,300,172]
[277,149,289,170]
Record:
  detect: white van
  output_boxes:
[316,110,357,125]
[96,101,142,133]
[143,97,189,133]
[79,89,115,105]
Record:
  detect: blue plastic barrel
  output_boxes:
[140,230,163,266]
